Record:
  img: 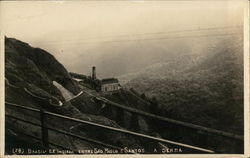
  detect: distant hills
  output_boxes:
[57,31,242,78]
[4,36,244,154]
[119,36,244,134]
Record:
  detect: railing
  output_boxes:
[92,94,244,153]
[67,86,244,153]
[74,85,243,141]
[5,102,215,154]
[5,76,243,154]
[96,96,243,140]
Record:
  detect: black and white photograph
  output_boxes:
[0,0,249,156]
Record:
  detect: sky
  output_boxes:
[0,0,245,77]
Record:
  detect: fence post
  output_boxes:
[40,110,49,148]
[130,113,139,132]
[116,107,124,126]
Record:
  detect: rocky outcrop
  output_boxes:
[5,37,144,154]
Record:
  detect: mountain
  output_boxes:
[5,37,81,101]
[4,36,244,154]
[5,37,145,153]
[59,34,231,78]
[119,36,244,134]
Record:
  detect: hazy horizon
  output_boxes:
[1,1,244,78]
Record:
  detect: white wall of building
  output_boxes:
[101,83,119,92]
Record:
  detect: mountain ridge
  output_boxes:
[119,36,243,134]
[5,37,145,153]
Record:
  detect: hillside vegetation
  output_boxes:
[5,36,244,154]
[119,36,244,134]
[5,37,143,153]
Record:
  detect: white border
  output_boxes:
[0,0,5,156]
[243,0,250,156]
[0,0,249,158]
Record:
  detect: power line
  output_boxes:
[33,32,242,46]
[30,25,242,45]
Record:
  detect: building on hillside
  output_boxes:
[101,78,120,92]
[90,66,121,92]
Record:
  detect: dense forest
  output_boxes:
[119,36,243,134]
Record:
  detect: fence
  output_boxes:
[5,102,215,154]
[93,95,244,153]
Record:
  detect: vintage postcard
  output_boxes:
[0,0,249,157]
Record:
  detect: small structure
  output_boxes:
[89,66,121,92]
[92,66,96,80]
[69,67,121,92]
[101,78,120,92]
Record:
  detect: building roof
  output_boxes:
[101,78,119,84]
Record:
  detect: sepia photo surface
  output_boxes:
[0,0,249,157]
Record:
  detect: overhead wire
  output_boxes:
[30,26,242,46]
[31,32,242,46]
